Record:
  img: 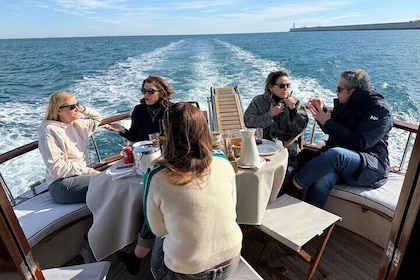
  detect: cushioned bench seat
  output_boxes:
[42,261,110,280]
[325,172,405,247]
[13,191,90,247]
[330,172,404,219]
[231,256,263,279]
[13,191,93,268]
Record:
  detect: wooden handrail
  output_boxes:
[0,141,39,164]
[393,119,418,133]
[314,106,418,134]
[0,112,131,165]
[0,114,417,166]
[99,112,131,126]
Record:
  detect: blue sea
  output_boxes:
[1,30,419,197]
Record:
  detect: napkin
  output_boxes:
[252,158,266,170]
[238,157,266,170]
[112,167,136,180]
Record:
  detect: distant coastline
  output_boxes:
[289,20,420,32]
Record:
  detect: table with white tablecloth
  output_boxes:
[86,146,288,260]
[235,147,288,225]
[86,162,144,261]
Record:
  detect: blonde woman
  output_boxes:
[38,91,102,204]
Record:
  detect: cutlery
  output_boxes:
[116,164,134,169]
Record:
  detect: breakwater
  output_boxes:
[290,20,420,32]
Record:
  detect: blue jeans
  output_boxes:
[294,147,365,208]
[48,175,92,204]
[151,237,240,280]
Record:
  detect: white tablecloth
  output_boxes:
[235,147,288,225]
[86,147,288,259]
[86,167,143,261]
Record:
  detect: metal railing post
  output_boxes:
[399,132,413,171]
[90,135,102,163]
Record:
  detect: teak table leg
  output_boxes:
[304,223,335,279]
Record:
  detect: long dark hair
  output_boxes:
[155,102,212,185]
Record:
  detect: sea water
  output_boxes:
[1,30,419,197]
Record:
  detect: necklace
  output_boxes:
[146,106,161,122]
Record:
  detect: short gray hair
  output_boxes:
[341,69,371,91]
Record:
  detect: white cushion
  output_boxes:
[230,256,263,279]
[13,192,90,247]
[330,172,404,218]
[42,261,110,280]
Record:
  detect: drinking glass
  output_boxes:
[149,132,160,147]
[255,128,263,144]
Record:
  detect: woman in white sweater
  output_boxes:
[38,91,102,204]
[144,102,242,279]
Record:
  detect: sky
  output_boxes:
[0,0,419,39]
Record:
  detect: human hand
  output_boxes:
[284,91,296,109]
[91,169,101,175]
[307,97,323,110]
[270,103,285,116]
[104,123,125,133]
[76,104,86,113]
[309,101,331,125]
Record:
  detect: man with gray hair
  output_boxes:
[292,69,393,208]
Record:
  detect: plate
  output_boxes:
[257,140,280,156]
[133,140,153,148]
[106,161,135,177]
[237,157,266,169]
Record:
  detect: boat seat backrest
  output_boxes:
[229,256,263,280]
[329,172,404,219]
[13,191,90,247]
[42,261,111,280]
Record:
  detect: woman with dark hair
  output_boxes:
[105,75,174,141]
[144,102,242,279]
[244,70,308,168]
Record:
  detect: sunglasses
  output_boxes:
[274,83,291,89]
[59,103,79,110]
[141,88,159,95]
[337,86,346,93]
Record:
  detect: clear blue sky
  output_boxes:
[0,0,419,39]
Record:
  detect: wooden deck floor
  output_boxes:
[89,224,383,280]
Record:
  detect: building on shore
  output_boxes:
[290,20,420,32]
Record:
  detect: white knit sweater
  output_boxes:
[146,156,243,274]
[37,107,102,184]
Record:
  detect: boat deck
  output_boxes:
[69,224,383,279]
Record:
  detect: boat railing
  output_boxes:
[0,110,417,206]
[0,112,131,206]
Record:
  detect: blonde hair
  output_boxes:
[45,91,75,121]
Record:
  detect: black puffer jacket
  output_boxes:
[244,89,308,167]
[321,88,393,188]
